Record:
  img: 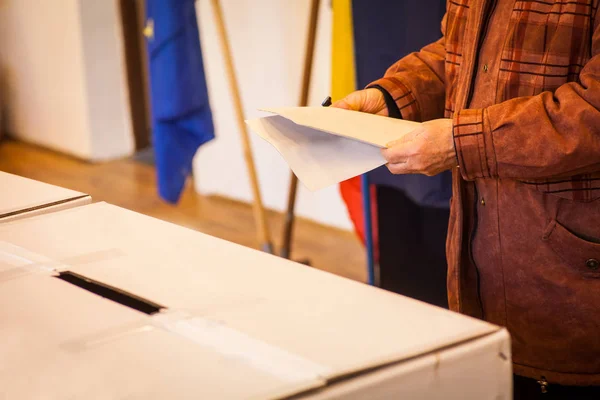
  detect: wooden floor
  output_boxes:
[0,140,366,282]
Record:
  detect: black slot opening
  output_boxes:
[56,271,164,315]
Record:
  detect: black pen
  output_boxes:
[321,96,332,107]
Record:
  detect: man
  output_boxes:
[335,1,600,398]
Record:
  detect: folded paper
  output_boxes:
[246,107,420,191]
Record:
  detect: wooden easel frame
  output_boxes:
[280,0,321,259]
[210,0,321,257]
[210,0,273,253]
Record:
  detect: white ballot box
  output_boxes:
[0,171,90,222]
[0,203,512,400]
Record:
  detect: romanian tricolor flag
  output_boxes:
[331,0,379,263]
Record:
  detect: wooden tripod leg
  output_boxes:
[280,0,321,259]
[281,176,299,259]
[210,0,273,253]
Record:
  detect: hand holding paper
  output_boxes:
[332,88,388,116]
[246,107,419,191]
[382,118,456,177]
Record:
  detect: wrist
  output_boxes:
[367,85,401,119]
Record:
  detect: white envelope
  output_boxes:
[246,107,420,191]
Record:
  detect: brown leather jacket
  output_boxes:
[370,0,600,386]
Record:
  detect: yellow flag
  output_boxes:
[331,0,356,102]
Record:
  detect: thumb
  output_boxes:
[331,91,366,111]
[331,98,351,110]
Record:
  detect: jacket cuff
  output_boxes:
[453,108,498,180]
[368,85,402,119]
[367,76,422,122]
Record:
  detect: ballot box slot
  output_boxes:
[56,271,165,315]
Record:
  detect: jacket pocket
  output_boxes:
[543,219,600,279]
[519,173,600,203]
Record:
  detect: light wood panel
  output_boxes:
[0,140,366,282]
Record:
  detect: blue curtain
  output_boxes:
[352,0,451,208]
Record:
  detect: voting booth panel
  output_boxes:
[0,171,90,222]
[0,202,512,399]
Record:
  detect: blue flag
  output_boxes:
[146,0,215,203]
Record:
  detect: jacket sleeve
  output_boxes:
[453,18,600,181]
[367,14,447,123]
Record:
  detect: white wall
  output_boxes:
[0,0,133,161]
[194,0,353,230]
[79,0,134,161]
[0,0,352,229]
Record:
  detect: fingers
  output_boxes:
[381,139,423,175]
[331,89,385,114]
[386,159,443,176]
[381,148,407,164]
[331,99,350,109]
[331,92,363,111]
[379,120,455,176]
[386,127,422,147]
[386,160,430,175]
[381,141,419,164]
[387,162,410,175]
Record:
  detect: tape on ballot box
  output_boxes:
[0,240,124,282]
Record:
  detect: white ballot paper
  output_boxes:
[246,107,420,191]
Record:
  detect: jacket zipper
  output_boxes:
[470,185,485,319]
[465,0,498,106]
[466,0,497,320]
